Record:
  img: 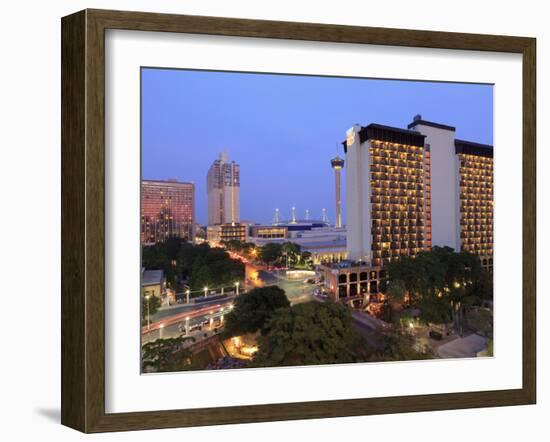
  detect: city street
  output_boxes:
[142,298,233,345]
[263,270,318,304]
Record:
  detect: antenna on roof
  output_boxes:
[291,206,297,224]
[273,208,279,225]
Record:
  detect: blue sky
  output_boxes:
[141,68,493,225]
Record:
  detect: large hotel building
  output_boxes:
[324,116,493,303]
[141,179,195,244]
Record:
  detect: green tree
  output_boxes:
[368,330,435,362]
[142,243,172,283]
[259,242,283,265]
[188,247,244,291]
[300,251,313,268]
[386,246,492,329]
[164,236,185,261]
[252,302,359,367]
[141,336,193,372]
[281,242,301,266]
[386,279,406,304]
[141,292,161,325]
[220,239,243,252]
[223,286,290,337]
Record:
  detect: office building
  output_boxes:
[207,151,240,226]
[141,179,195,244]
[207,223,247,245]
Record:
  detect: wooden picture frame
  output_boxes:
[61,8,536,433]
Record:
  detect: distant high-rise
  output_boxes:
[141,179,195,244]
[331,155,345,228]
[207,152,240,226]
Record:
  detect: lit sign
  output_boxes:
[346,131,355,147]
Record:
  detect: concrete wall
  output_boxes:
[411,124,460,251]
[345,125,372,261]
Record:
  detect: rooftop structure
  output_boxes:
[331,155,345,228]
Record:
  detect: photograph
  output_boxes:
[139,68,494,373]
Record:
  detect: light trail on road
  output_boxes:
[142,301,233,335]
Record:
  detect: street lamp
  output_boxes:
[145,295,151,330]
[186,289,190,304]
[235,281,240,295]
[204,286,208,298]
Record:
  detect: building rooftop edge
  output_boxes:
[455,138,494,150]
[364,123,427,138]
[407,119,456,131]
[142,179,194,186]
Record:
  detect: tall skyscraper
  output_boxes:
[408,116,493,271]
[141,179,195,244]
[330,156,345,228]
[207,152,240,226]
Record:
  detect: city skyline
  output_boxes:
[141,68,493,225]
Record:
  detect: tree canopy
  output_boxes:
[141,336,193,372]
[223,286,291,337]
[259,242,283,265]
[142,238,244,293]
[385,246,493,327]
[367,330,434,362]
[252,302,359,367]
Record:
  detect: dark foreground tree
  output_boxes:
[368,330,435,362]
[223,286,291,337]
[252,302,359,367]
[141,336,193,372]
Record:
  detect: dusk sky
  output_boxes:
[141,68,493,225]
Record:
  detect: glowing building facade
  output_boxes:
[456,140,494,270]
[141,179,195,244]
[345,123,430,266]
